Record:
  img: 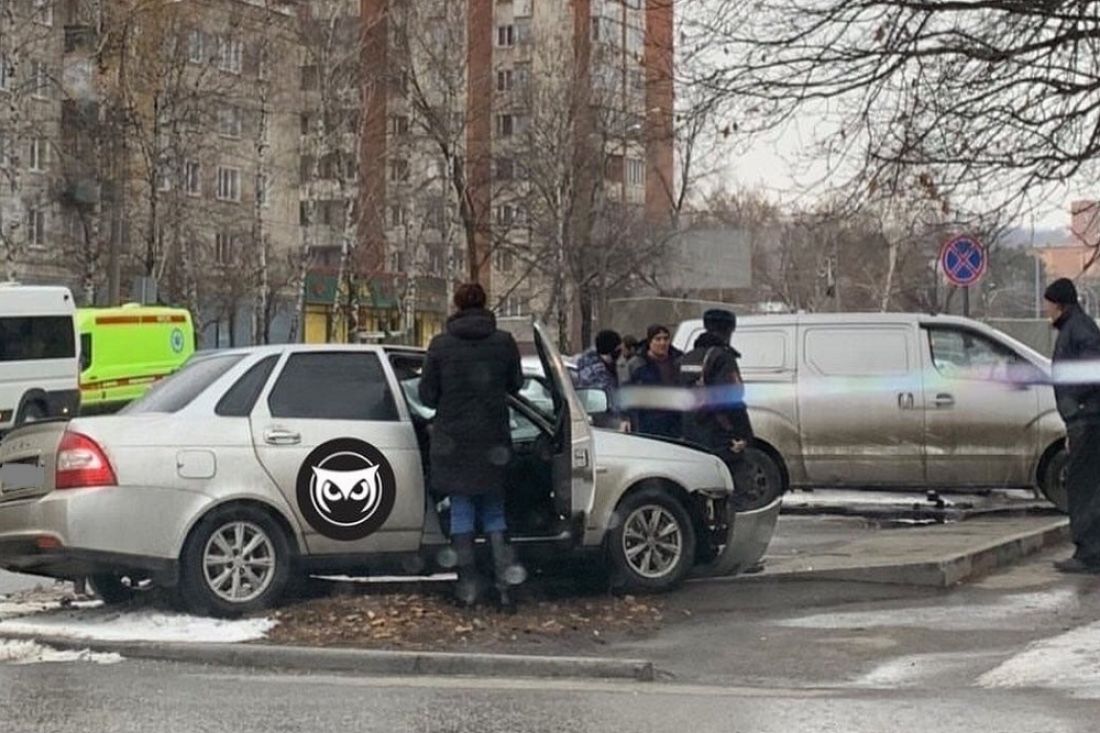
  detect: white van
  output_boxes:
[672,313,1068,509]
[0,284,80,433]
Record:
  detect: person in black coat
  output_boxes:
[419,283,527,608]
[1045,278,1100,574]
[680,309,754,469]
[625,324,683,438]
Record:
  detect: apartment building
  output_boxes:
[0,0,66,284]
[341,0,675,345]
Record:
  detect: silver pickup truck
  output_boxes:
[674,313,1067,510]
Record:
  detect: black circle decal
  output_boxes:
[295,438,397,541]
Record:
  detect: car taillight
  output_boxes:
[55,431,117,490]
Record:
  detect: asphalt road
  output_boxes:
[2,540,1099,732]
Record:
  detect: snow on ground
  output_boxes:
[978,619,1100,699]
[0,639,122,665]
[0,606,277,644]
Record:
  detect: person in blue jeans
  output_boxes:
[419,283,527,611]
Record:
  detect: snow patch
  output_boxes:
[779,589,1079,631]
[856,651,1003,688]
[0,639,123,665]
[979,620,1100,699]
[0,607,276,644]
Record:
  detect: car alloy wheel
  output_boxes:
[621,505,684,580]
[201,520,277,604]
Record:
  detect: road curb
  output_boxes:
[700,518,1071,588]
[0,631,656,681]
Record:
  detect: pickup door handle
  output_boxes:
[934,393,955,408]
[897,392,915,409]
[263,429,301,446]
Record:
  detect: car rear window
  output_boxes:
[0,316,75,361]
[216,355,279,417]
[121,354,244,414]
[267,352,399,421]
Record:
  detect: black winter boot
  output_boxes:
[489,532,526,614]
[450,533,483,607]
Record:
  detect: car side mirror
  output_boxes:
[577,388,610,415]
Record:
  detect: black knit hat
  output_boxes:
[1044,278,1079,306]
[704,308,737,333]
[595,330,622,356]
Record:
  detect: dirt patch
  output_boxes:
[263,582,666,653]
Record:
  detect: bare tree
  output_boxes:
[685,1,1100,236]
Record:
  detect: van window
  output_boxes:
[0,316,75,361]
[79,333,92,371]
[121,354,244,414]
[805,327,910,376]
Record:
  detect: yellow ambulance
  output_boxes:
[77,304,196,413]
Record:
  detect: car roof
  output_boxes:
[193,343,426,359]
[676,312,1000,331]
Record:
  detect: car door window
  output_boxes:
[928,328,1018,381]
[267,352,398,421]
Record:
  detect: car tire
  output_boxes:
[178,505,291,618]
[606,487,696,593]
[17,401,47,425]
[1040,446,1070,513]
[734,448,785,511]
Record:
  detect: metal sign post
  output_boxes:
[940,234,987,317]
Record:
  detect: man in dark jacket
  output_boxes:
[626,324,683,437]
[1045,278,1100,574]
[419,283,527,608]
[681,309,754,486]
[573,330,629,430]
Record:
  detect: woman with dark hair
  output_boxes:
[418,283,527,611]
[626,324,683,438]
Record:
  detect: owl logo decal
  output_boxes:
[295,439,396,541]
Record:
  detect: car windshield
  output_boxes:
[120,353,245,414]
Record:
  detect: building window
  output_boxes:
[494,204,516,227]
[216,167,241,202]
[496,69,513,92]
[495,114,514,137]
[627,158,645,186]
[32,0,53,26]
[389,115,409,136]
[257,47,270,81]
[495,157,514,181]
[30,61,50,99]
[157,164,171,192]
[493,248,513,272]
[217,37,243,74]
[185,161,201,196]
[630,69,645,92]
[28,138,48,171]
[496,25,514,47]
[0,56,12,91]
[256,173,269,207]
[388,158,409,183]
[389,205,406,228]
[218,106,242,138]
[591,16,601,41]
[389,250,406,273]
[188,31,204,64]
[27,208,46,248]
[215,231,234,264]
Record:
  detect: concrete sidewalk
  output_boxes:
[717,515,1070,587]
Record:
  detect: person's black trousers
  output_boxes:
[1065,420,1100,563]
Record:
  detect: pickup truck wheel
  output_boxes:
[607,488,696,593]
[179,505,290,618]
[1040,446,1069,513]
[16,401,47,425]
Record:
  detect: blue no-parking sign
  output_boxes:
[940,234,986,287]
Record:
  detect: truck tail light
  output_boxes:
[55,430,117,490]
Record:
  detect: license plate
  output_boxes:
[0,463,45,493]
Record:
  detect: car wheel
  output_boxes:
[17,401,47,425]
[87,573,151,605]
[733,448,785,511]
[179,505,291,617]
[1040,446,1070,513]
[607,487,696,593]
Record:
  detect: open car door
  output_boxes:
[528,321,596,523]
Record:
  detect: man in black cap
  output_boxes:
[573,329,630,430]
[681,309,754,495]
[1045,277,1100,573]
